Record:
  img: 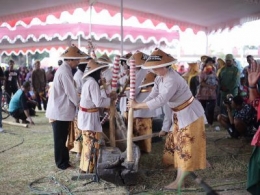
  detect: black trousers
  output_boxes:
[199,99,216,125]
[52,120,70,170]
[10,109,27,120]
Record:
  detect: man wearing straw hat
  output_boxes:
[46,45,88,170]
[77,59,117,173]
[127,51,160,153]
[128,48,206,190]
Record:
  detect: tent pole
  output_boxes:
[25,53,27,67]
[205,28,209,55]
[89,4,93,41]
[177,30,181,60]
[120,0,123,56]
[78,35,81,48]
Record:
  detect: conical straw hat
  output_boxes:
[82,59,109,79]
[139,72,157,88]
[120,52,132,61]
[79,55,92,65]
[97,53,113,65]
[60,45,89,59]
[142,48,177,69]
[127,51,149,67]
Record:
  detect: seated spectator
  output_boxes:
[8,82,35,125]
[217,95,257,138]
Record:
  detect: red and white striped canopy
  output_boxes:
[0,0,260,54]
[1,0,260,32]
[0,23,179,55]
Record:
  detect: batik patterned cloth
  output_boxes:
[69,119,82,153]
[163,114,206,171]
[66,121,75,151]
[133,118,152,153]
[79,131,100,173]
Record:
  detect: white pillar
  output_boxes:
[120,0,124,56]
[205,29,209,55]
[78,35,81,49]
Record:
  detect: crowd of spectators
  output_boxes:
[0,60,57,125]
[179,54,258,139]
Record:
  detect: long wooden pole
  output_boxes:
[2,120,28,128]
[127,59,136,162]
[110,55,120,147]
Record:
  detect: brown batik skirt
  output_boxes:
[133,118,152,153]
[163,114,206,171]
[79,131,100,173]
[69,120,82,153]
[66,121,75,151]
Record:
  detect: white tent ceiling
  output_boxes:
[0,0,260,32]
[0,0,260,54]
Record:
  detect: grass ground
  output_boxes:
[0,112,252,195]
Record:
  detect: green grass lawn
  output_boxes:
[0,113,252,195]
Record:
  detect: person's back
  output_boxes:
[8,82,35,124]
[9,89,23,113]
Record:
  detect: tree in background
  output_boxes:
[2,52,49,68]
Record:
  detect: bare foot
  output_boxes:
[206,160,213,169]
[164,181,184,190]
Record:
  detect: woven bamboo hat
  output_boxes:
[79,55,92,65]
[200,55,209,62]
[139,72,157,88]
[60,45,88,59]
[120,52,132,61]
[142,48,177,69]
[97,53,113,65]
[82,59,109,79]
[127,51,149,67]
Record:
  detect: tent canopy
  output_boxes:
[0,0,260,32]
[1,0,260,55]
[0,23,179,55]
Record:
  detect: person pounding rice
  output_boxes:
[127,48,207,189]
[77,59,117,173]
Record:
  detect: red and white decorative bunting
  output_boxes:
[111,55,120,91]
[129,59,136,100]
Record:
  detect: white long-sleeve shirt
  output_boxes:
[46,62,79,121]
[161,104,173,132]
[144,69,206,129]
[73,69,83,94]
[77,77,110,132]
